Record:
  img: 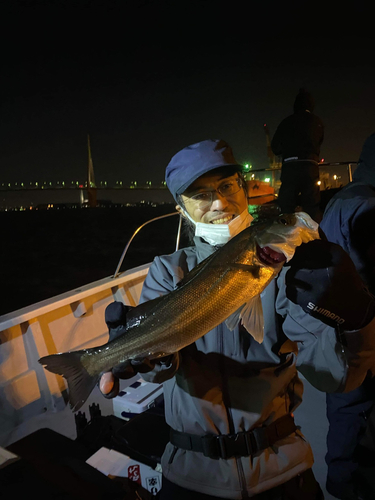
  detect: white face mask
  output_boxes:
[183,208,254,246]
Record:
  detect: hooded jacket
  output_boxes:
[271,90,324,163]
[320,133,375,292]
[138,235,375,499]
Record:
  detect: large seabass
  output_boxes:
[39,212,319,411]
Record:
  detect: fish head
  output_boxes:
[254,212,320,265]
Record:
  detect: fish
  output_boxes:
[39,212,319,411]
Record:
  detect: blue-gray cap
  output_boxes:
[165,139,242,202]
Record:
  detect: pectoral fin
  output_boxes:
[225,307,242,331]
[240,295,264,344]
[225,295,265,344]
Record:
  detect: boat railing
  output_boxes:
[113,212,182,279]
[245,161,357,194]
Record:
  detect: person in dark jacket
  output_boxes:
[271,88,324,222]
[100,139,375,500]
[320,133,375,500]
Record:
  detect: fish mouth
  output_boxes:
[256,244,286,266]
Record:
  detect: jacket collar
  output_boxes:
[193,236,220,263]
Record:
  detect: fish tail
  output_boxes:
[39,351,99,412]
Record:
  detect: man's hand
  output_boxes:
[99,359,161,398]
[100,372,118,397]
[285,240,375,330]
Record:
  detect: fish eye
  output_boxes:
[278,217,289,225]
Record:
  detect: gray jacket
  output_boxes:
[139,236,375,499]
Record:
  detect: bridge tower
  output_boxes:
[87,134,97,207]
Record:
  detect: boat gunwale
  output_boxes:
[0,262,151,331]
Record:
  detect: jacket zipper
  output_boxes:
[219,326,249,499]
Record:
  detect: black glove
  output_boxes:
[105,300,130,331]
[105,301,159,374]
[100,301,132,398]
[285,240,375,330]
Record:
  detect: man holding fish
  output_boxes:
[40,139,375,499]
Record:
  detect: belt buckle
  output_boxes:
[200,434,241,460]
[201,435,220,460]
[217,433,249,460]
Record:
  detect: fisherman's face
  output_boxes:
[178,171,248,224]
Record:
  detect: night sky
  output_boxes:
[1,1,375,186]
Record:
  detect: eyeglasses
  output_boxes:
[184,177,244,210]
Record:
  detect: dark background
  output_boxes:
[1,204,183,315]
[1,1,375,186]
